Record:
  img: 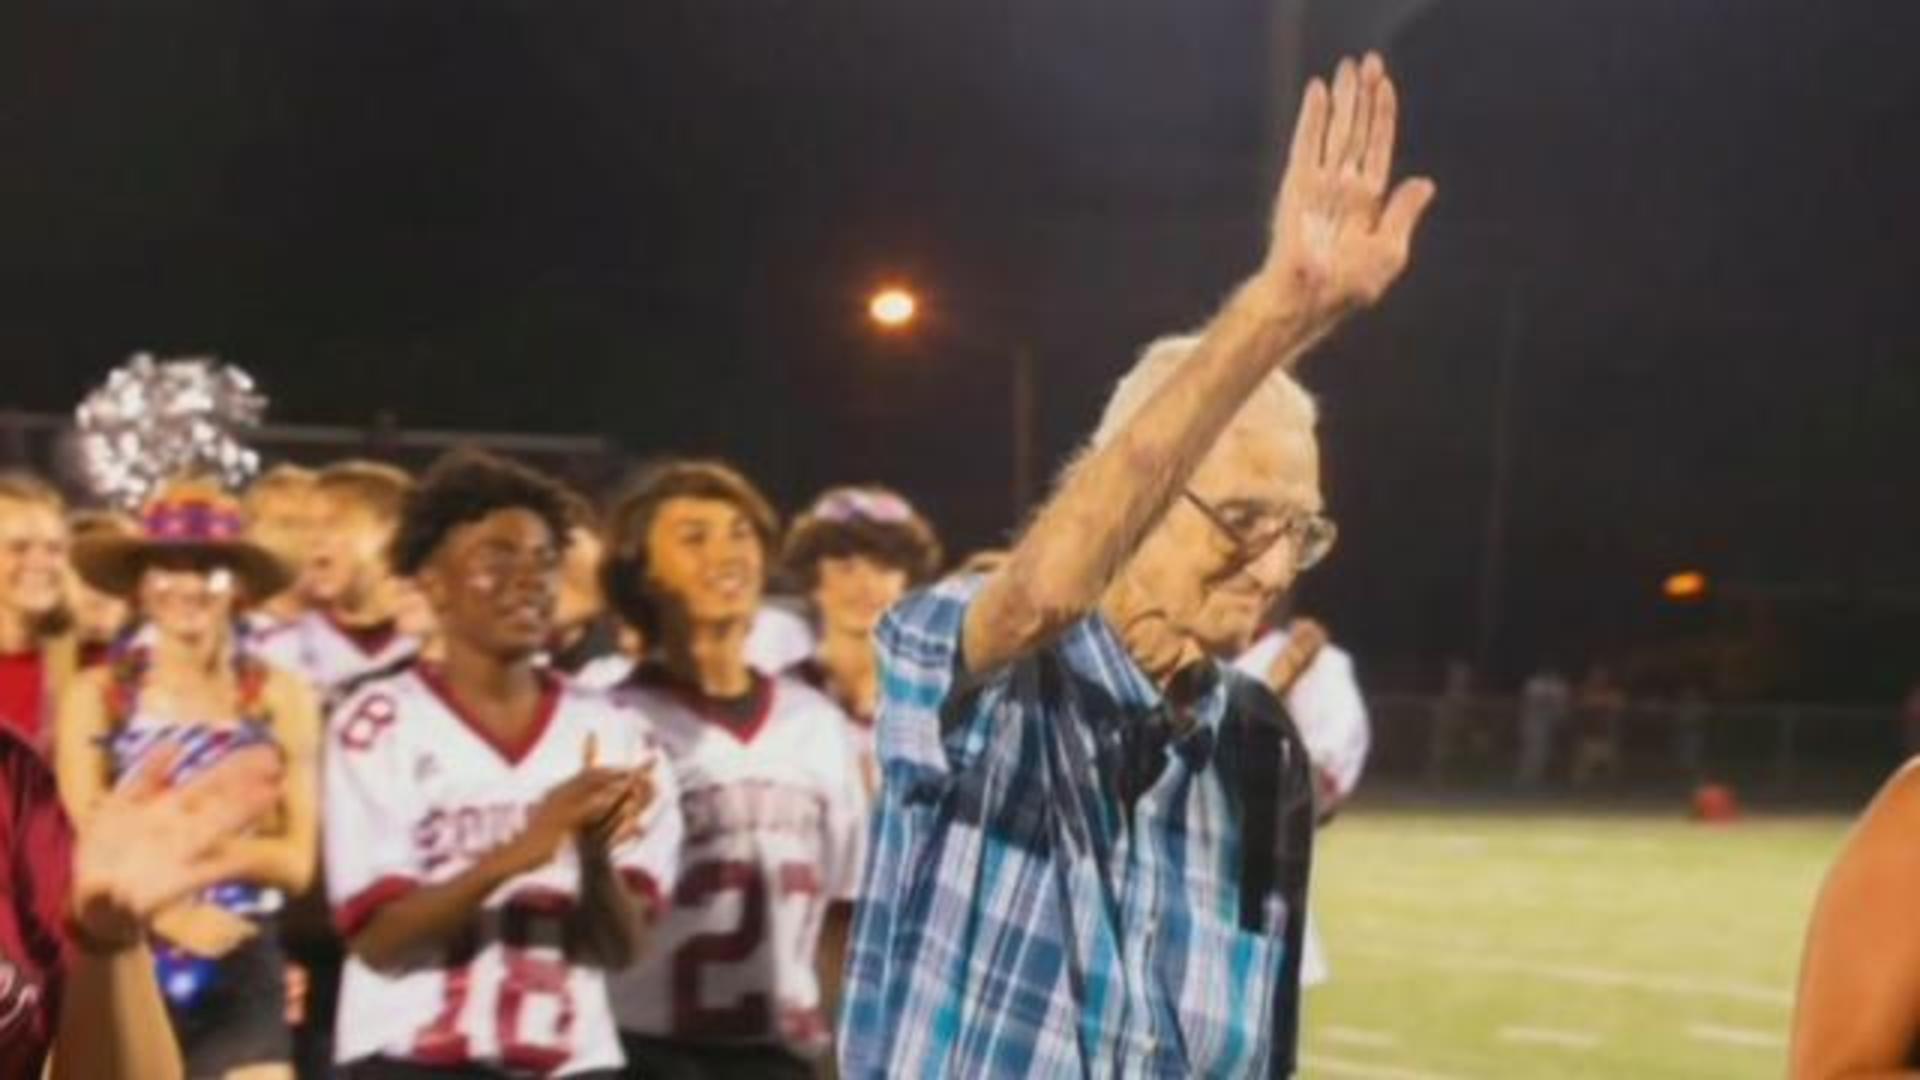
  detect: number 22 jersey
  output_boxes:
[325,666,683,1076]
[607,667,866,1057]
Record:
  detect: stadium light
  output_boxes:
[858,279,1035,518]
[1663,570,1710,602]
[868,286,918,330]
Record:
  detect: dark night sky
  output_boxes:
[1,2,1916,698]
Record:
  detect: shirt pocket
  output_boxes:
[1159,905,1283,1077]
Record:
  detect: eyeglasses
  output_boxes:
[1181,489,1337,571]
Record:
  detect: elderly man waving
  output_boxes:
[838,53,1436,1079]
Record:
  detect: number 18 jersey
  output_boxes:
[326,666,683,1077]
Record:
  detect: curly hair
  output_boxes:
[599,459,779,641]
[389,448,574,576]
[781,486,942,591]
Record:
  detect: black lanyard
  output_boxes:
[1226,676,1316,1076]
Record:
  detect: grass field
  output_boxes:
[1297,801,1854,1079]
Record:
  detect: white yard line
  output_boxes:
[1526,830,1669,852]
[1299,1053,1462,1080]
[1340,885,1548,913]
[1320,1025,1401,1049]
[1530,834,1596,852]
[1344,944,1792,1006]
[1687,1022,1786,1050]
[1497,1025,1602,1051]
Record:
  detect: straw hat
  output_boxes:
[71,477,294,600]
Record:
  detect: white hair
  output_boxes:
[1089,334,1317,451]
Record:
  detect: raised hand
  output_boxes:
[69,744,283,949]
[578,758,658,857]
[1263,53,1438,317]
[1266,617,1330,695]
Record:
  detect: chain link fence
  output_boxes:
[1366,693,1902,807]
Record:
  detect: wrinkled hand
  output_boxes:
[70,744,283,949]
[1263,53,1438,316]
[151,902,259,959]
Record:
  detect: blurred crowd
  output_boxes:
[0,456,941,1078]
[0,452,1371,1079]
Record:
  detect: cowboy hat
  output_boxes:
[72,477,294,601]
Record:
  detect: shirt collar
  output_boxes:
[1060,612,1233,759]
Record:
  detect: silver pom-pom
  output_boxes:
[74,353,268,509]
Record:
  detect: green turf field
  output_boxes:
[1297,802,1853,1079]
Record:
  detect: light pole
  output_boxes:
[866,285,1037,522]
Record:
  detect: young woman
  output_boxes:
[0,471,80,752]
[65,509,138,658]
[55,478,321,1080]
[3,717,285,1080]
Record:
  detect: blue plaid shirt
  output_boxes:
[839,575,1302,1078]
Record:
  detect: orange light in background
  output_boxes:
[868,287,918,329]
[1663,570,1710,601]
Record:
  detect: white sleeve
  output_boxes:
[250,626,305,684]
[1232,632,1286,681]
[325,686,425,938]
[573,655,636,693]
[1287,645,1371,800]
[744,606,817,676]
[609,725,684,915]
[824,717,870,902]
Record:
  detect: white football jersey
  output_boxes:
[569,655,637,693]
[252,610,420,703]
[742,604,816,676]
[787,659,879,802]
[579,606,817,683]
[843,721,877,802]
[607,669,865,1057]
[1236,629,1371,804]
[325,667,682,1076]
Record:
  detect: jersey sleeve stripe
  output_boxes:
[334,874,420,938]
[618,868,667,918]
